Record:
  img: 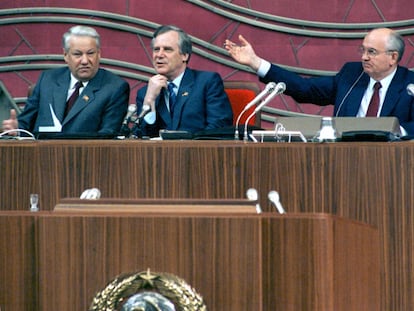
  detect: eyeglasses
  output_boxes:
[358,46,395,57]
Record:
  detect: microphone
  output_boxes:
[234,82,276,140]
[246,188,262,214]
[243,82,286,141]
[135,104,151,121]
[80,188,101,200]
[335,70,364,117]
[129,104,151,138]
[407,83,414,96]
[123,105,137,125]
[119,104,137,136]
[268,190,286,214]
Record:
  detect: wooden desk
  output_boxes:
[0,139,411,310]
[0,211,379,311]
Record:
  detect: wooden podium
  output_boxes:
[19,204,377,311]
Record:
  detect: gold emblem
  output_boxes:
[89,269,207,310]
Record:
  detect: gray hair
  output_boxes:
[151,25,192,62]
[386,31,405,62]
[62,25,101,52]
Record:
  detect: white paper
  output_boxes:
[38,104,62,132]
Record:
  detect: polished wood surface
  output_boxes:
[0,211,379,311]
[0,139,411,309]
[54,198,260,213]
[0,213,37,310]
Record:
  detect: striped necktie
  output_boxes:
[64,81,83,117]
[168,82,176,116]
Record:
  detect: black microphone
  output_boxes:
[243,82,286,141]
[234,82,276,140]
[407,83,414,96]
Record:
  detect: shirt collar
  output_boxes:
[169,71,185,89]
[69,74,89,89]
[369,68,397,92]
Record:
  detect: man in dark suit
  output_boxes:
[225,28,414,135]
[135,25,233,138]
[2,25,130,136]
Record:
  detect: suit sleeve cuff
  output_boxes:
[144,111,156,124]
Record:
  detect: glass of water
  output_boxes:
[30,194,39,212]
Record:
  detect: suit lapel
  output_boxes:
[62,70,100,124]
[380,67,404,116]
[345,73,370,116]
[64,88,95,123]
[53,71,71,122]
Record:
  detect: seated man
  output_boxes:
[225,28,414,136]
[135,25,233,138]
[2,25,130,136]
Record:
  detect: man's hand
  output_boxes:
[2,109,18,135]
[144,74,168,111]
[224,34,262,72]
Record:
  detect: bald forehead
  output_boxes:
[363,28,392,48]
[365,28,392,41]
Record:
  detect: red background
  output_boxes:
[1,0,413,123]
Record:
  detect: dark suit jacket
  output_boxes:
[261,62,414,135]
[18,67,130,135]
[135,68,233,137]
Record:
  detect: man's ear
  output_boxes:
[63,49,69,63]
[182,53,189,63]
[391,51,399,64]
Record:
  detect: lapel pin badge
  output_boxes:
[83,95,89,102]
[182,92,189,97]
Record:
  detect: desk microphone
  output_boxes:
[407,83,414,97]
[268,190,286,214]
[130,104,151,138]
[243,82,286,141]
[234,82,276,140]
[123,104,137,125]
[246,188,262,214]
[119,104,137,136]
[135,104,151,121]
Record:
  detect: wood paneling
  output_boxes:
[0,212,379,311]
[0,213,37,310]
[0,140,411,309]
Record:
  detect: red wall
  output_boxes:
[1,0,413,119]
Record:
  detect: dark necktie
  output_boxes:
[168,82,176,117]
[65,81,83,117]
[366,82,382,117]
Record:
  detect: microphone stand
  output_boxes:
[243,82,286,141]
[118,105,137,138]
[119,120,132,137]
[129,117,143,139]
[234,82,276,140]
[129,104,151,139]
